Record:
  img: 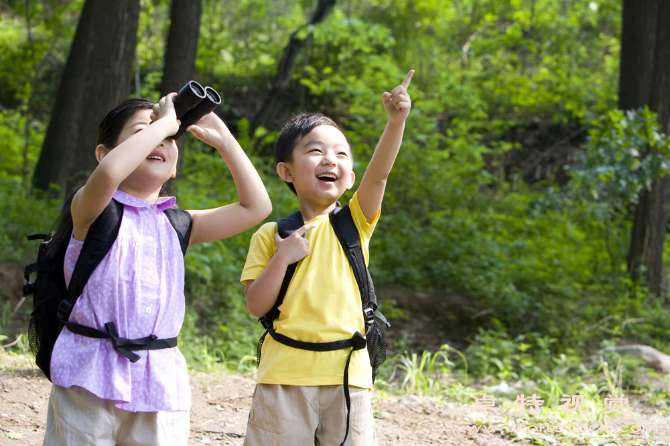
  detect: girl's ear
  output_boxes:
[95,144,110,163]
[276,162,294,183]
[347,171,355,190]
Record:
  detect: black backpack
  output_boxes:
[24,198,192,382]
[257,203,390,446]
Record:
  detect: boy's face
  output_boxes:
[278,125,355,207]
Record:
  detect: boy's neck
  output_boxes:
[297,196,339,222]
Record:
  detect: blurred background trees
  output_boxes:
[3,0,670,369]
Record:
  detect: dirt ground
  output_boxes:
[2,354,670,446]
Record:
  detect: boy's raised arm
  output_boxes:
[357,70,414,223]
[186,112,272,248]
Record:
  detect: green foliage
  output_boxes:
[4,0,670,382]
[0,178,61,264]
[569,107,670,210]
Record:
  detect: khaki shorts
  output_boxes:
[244,384,378,446]
[43,384,189,446]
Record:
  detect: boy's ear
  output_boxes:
[347,170,355,190]
[276,162,294,183]
[95,144,110,163]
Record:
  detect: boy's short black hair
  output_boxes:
[275,112,350,195]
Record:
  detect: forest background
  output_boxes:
[3,0,670,416]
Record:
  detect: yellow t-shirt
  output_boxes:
[241,192,379,388]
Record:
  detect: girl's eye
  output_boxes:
[309,148,321,153]
[338,152,348,157]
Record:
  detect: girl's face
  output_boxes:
[111,109,179,188]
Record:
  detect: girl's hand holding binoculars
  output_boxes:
[187,112,231,150]
[150,93,180,136]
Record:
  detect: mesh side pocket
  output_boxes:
[28,292,61,381]
[366,321,387,382]
[256,330,268,366]
[28,313,41,358]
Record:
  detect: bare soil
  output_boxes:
[2,354,670,446]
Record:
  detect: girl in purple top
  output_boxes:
[43,94,271,445]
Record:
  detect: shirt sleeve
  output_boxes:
[349,192,379,266]
[240,222,278,285]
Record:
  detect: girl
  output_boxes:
[43,94,271,445]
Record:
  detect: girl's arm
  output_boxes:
[186,112,272,247]
[357,70,413,223]
[71,95,179,240]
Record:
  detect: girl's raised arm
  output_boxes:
[71,95,179,240]
[185,112,272,247]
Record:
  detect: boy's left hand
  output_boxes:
[187,112,231,149]
[383,70,414,126]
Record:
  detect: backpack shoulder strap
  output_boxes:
[330,205,390,328]
[260,211,304,328]
[163,208,193,256]
[328,205,374,306]
[62,199,124,319]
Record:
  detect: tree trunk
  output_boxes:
[250,0,336,133]
[159,0,202,97]
[32,0,139,196]
[159,0,202,192]
[621,0,670,295]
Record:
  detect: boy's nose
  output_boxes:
[322,154,337,166]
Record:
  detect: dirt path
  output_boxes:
[2,353,670,446]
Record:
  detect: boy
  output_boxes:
[241,70,413,445]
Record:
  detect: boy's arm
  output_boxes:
[244,223,315,318]
[185,112,272,247]
[357,70,414,223]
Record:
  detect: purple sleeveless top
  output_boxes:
[50,189,191,412]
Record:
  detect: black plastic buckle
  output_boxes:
[352,331,367,350]
[363,307,374,327]
[22,282,35,297]
[57,300,72,320]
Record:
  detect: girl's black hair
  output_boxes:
[46,187,80,258]
[275,112,350,195]
[48,98,158,254]
[98,98,156,148]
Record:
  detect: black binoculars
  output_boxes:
[170,80,221,139]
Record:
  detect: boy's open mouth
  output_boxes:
[146,151,166,162]
[316,173,338,182]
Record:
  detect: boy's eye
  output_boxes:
[309,148,322,153]
[338,151,348,157]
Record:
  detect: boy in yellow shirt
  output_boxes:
[241,70,414,446]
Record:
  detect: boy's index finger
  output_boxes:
[295,222,317,237]
[401,70,415,90]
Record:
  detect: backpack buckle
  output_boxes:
[363,307,374,327]
[22,282,35,297]
[57,300,72,321]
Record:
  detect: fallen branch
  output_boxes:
[598,344,670,374]
[1,334,22,349]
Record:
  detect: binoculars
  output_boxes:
[170,80,221,139]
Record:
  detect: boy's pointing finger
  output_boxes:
[401,70,415,90]
[296,222,317,236]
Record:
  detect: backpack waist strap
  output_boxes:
[63,321,178,363]
[266,325,367,352]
